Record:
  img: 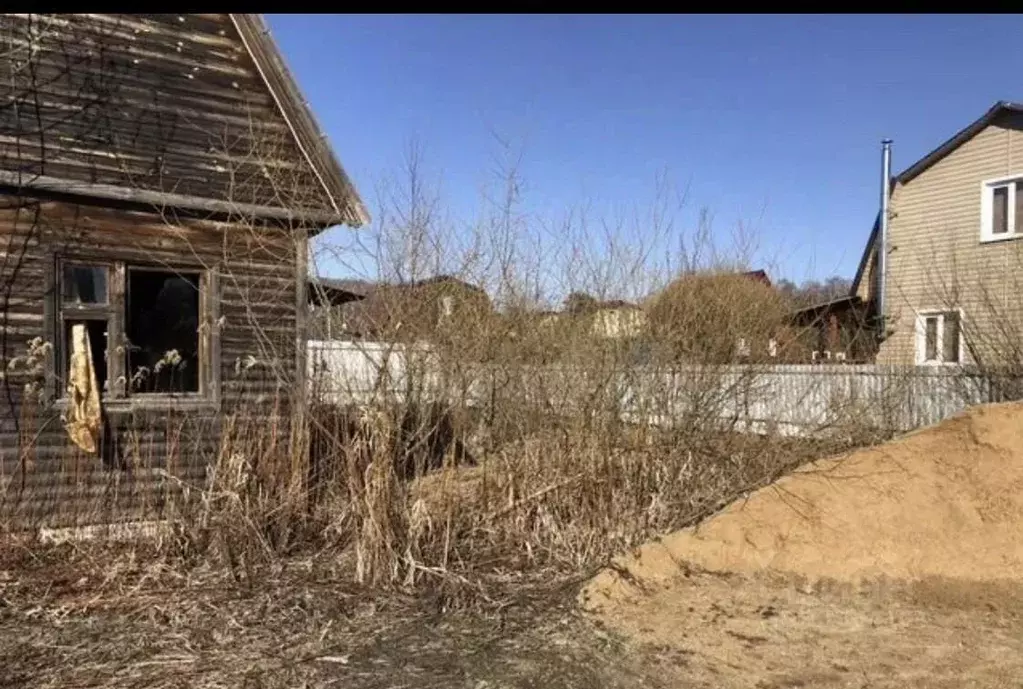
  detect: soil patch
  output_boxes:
[580,401,1023,687]
[585,569,1023,689]
[584,401,1023,610]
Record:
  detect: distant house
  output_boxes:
[787,296,876,364]
[590,300,648,340]
[852,101,1023,367]
[308,275,492,341]
[555,293,649,340]
[307,278,374,340]
[741,269,772,287]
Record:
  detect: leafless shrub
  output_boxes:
[292,136,897,588]
[0,17,909,597]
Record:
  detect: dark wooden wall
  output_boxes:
[0,13,332,217]
[0,198,303,528]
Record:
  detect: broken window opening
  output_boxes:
[54,257,213,403]
[62,264,109,305]
[62,319,109,394]
[126,269,201,394]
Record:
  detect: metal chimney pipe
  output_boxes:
[877,139,892,338]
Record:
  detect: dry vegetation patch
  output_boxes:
[0,545,656,689]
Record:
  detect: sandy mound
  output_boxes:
[583,401,1023,611]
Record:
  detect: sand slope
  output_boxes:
[583,402,1023,610]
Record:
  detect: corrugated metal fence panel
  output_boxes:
[632,364,995,435]
[307,339,443,405]
[306,342,1005,436]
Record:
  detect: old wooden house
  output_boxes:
[0,14,367,528]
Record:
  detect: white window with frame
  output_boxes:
[736,338,750,359]
[915,309,962,365]
[980,175,1023,242]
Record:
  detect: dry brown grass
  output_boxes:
[0,543,654,689]
[0,113,906,595]
[3,226,896,599]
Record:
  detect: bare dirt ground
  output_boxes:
[583,569,1023,689]
[576,402,1023,688]
[4,549,1023,688]
[587,402,1023,589]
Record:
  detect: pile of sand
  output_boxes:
[582,401,1023,611]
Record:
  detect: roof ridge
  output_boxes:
[230,14,369,228]
[896,100,1023,185]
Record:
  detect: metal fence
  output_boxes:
[307,340,1004,436]
[307,339,442,405]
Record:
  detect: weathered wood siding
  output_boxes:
[0,13,334,217]
[877,111,1023,365]
[1,199,302,527]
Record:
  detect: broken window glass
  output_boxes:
[62,264,108,305]
[126,269,201,394]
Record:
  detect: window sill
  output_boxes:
[50,396,220,414]
[979,232,1023,245]
[917,361,962,368]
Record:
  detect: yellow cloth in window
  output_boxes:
[65,323,102,455]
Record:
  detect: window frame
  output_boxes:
[914,308,964,366]
[735,337,751,359]
[56,261,117,400]
[48,254,219,408]
[980,174,1023,243]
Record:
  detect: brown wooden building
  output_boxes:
[308,275,492,342]
[787,295,878,364]
[0,14,367,528]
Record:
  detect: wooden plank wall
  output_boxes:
[0,13,331,216]
[0,198,302,528]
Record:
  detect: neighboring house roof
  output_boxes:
[594,299,641,311]
[850,213,881,298]
[312,275,482,297]
[0,14,368,229]
[308,274,489,336]
[896,101,1023,186]
[325,278,378,296]
[850,101,1023,297]
[791,294,863,322]
[405,274,488,294]
[308,277,374,305]
[742,269,772,287]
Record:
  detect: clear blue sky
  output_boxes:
[268,14,1023,287]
